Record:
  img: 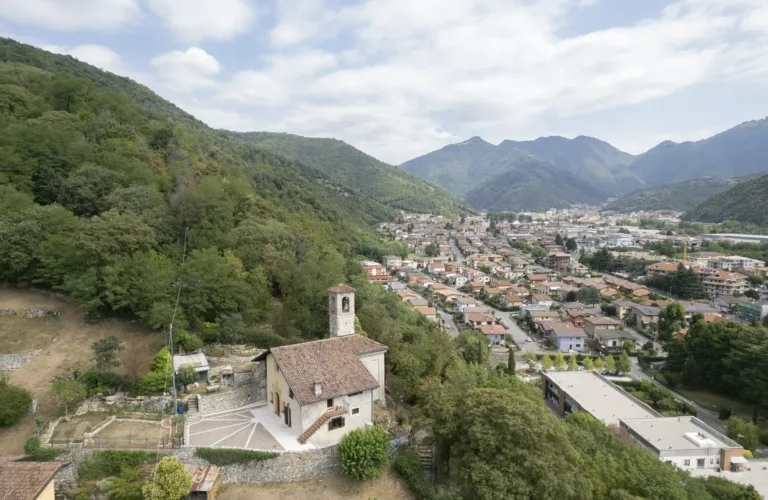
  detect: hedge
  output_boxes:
[77,451,158,483]
[194,448,278,466]
[394,449,461,500]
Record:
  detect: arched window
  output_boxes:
[342,297,350,312]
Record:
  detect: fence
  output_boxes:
[47,436,181,449]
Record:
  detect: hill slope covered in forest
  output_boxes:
[604,177,746,213]
[683,173,768,225]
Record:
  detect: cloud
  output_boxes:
[150,47,221,93]
[42,44,127,74]
[146,0,256,42]
[194,0,768,163]
[0,0,139,31]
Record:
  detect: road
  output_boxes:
[488,307,547,354]
[437,309,459,338]
[622,326,664,354]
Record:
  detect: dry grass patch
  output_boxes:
[0,287,164,453]
[217,468,413,500]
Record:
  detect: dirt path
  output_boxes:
[217,470,413,500]
[0,287,164,453]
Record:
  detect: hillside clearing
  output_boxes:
[0,287,163,453]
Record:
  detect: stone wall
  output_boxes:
[0,308,60,318]
[0,350,40,371]
[197,381,265,415]
[54,444,340,490]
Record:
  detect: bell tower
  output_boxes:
[328,284,355,337]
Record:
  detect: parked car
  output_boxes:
[525,337,532,343]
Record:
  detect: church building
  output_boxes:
[254,284,387,445]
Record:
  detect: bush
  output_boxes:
[0,375,32,426]
[760,434,768,447]
[24,435,40,455]
[77,451,157,483]
[194,448,277,466]
[338,426,391,481]
[24,436,60,462]
[395,449,432,498]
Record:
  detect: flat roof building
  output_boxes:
[620,416,744,472]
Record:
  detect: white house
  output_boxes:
[254,285,387,446]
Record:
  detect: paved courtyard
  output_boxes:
[186,404,313,452]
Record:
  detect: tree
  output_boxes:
[622,340,634,353]
[142,456,191,500]
[567,354,578,371]
[594,357,605,371]
[582,357,594,370]
[606,354,616,372]
[424,243,439,257]
[450,388,592,499]
[657,302,686,342]
[744,289,760,300]
[642,341,655,353]
[565,290,578,302]
[726,418,759,452]
[176,365,198,387]
[555,233,564,246]
[140,347,173,394]
[617,352,631,375]
[506,347,516,374]
[455,330,489,365]
[565,237,578,252]
[577,286,600,306]
[541,355,552,370]
[554,351,566,371]
[51,378,86,417]
[0,374,32,426]
[110,467,143,500]
[338,426,391,481]
[91,336,125,371]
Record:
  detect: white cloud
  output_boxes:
[146,0,256,42]
[42,44,127,74]
[0,0,139,31]
[150,47,221,93]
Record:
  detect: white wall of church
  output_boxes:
[358,351,386,407]
[303,390,373,445]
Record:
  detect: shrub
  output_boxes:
[23,435,60,461]
[759,434,768,447]
[0,374,32,426]
[77,451,157,483]
[141,456,191,500]
[194,448,277,466]
[338,426,391,481]
[24,435,40,455]
[395,449,461,500]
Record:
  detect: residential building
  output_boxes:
[521,304,550,316]
[646,262,681,277]
[501,294,525,308]
[413,306,438,321]
[627,304,661,329]
[479,324,509,347]
[539,322,588,352]
[583,317,621,337]
[529,310,561,322]
[173,352,210,384]
[737,301,768,323]
[445,274,468,287]
[467,314,497,328]
[620,417,745,472]
[462,306,492,323]
[712,256,765,272]
[526,273,548,284]
[0,460,65,500]
[701,270,748,298]
[382,255,402,268]
[548,253,572,272]
[254,285,387,445]
[531,294,554,307]
[451,296,479,312]
[595,329,635,351]
[361,261,390,284]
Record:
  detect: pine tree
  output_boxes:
[554,351,566,371]
[507,348,516,374]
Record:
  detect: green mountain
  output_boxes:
[631,118,768,187]
[498,136,642,194]
[463,157,610,211]
[604,177,745,213]
[226,132,469,216]
[401,136,614,210]
[683,174,768,225]
[0,37,409,342]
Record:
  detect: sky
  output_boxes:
[1,0,768,164]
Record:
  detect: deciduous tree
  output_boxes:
[142,456,191,500]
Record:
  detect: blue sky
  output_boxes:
[1,0,767,164]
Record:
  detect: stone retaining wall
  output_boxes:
[54,443,340,490]
[197,382,265,415]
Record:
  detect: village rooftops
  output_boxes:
[479,324,508,335]
[253,335,387,405]
[584,316,621,326]
[0,461,66,500]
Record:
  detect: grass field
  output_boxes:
[0,287,165,453]
[50,412,109,441]
[218,469,413,500]
[676,388,768,431]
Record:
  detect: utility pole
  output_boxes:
[170,321,177,415]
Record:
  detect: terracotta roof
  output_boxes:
[328,284,356,293]
[414,306,437,316]
[0,461,65,500]
[468,314,496,323]
[479,324,508,335]
[254,335,386,406]
[533,294,552,301]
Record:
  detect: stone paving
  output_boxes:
[186,404,314,452]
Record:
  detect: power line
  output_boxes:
[151,227,188,500]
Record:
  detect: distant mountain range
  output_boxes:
[683,173,768,226]
[603,178,747,213]
[401,118,768,212]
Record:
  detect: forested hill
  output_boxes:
[604,177,745,213]
[0,38,409,345]
[227,131,471,215]
[683,173,768,225]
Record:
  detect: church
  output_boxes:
[254,284,387,445]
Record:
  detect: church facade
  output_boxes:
[254,285,387,445]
